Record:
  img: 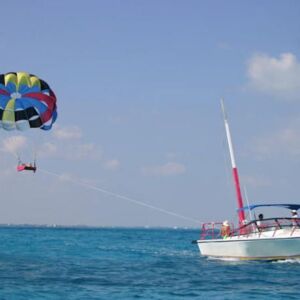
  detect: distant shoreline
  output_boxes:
[0,224,199,230]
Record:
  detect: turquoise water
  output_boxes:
[0,227,299,299]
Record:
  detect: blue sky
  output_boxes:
[0,0,299,227]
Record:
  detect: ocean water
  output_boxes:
[0,227,299,300]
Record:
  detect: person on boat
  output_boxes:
[221,220,231,239]
[256,213,265,230]
[291,210,298,218]
[291,210,299,227]
[17,160,37,173]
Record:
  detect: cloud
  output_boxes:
[242,175,271,188]
[31,140,102,161]
[52,143,102,161]
[71,143,102,160]
[48,125,102,161]
[104,159,120,171]
[39,142,58,158]
[2,136,27,155]
[166,152,179,160]
[0,166,15,179]
[142,162,186,176]
[52,126,82,140]
[58,172,73,182]
[251,118,300,158]
[247,52,300,99]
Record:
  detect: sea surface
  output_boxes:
[0,227,299,299]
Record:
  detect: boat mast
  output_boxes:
[221,99,246,224]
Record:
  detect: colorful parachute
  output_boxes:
[0,72,57,131]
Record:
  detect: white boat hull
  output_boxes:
[197,230,300,260]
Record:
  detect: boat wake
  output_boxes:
[272,258,300,264]
[207,256,241,262]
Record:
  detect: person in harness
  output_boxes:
[17,160,37,173]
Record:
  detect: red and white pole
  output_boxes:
[221,99,246,224]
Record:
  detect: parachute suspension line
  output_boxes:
[17,155,22,166]
[33,148,37,166]
[1,130,25,161]
[39,168,201,225]
[34,154,36,168]
[22,106,37,164]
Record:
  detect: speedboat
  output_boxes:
[194,100,300,261]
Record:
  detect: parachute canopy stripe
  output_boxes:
[0,94,11,108]
[0,72,57,131]
[23,93,55,111]
[14,107,39,121]
[15,97,47,114]
[2,99,15,122]
[0,87,9,95]
[41,110,57,130]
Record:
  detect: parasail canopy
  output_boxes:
[0,72,57,131]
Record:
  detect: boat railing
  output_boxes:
[231,217,300,238]
[199,218,300,240]
[200,222,235,240]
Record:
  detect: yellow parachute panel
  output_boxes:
[4,73,17,87]
[17,72,31,90]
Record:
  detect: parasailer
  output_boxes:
[0,72,57,172]
[17,160,37,173]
